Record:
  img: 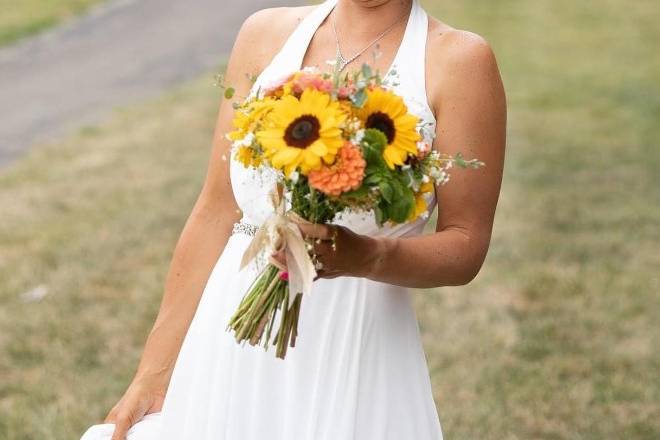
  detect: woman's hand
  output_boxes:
[103,375,167,440]
[273,223,386,280]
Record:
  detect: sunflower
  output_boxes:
[355,87,420,169]
[235,145,261,168]
[257,88,347,176]
[227,98,276,142]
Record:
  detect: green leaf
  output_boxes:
[364,173,382,185]
[361,129,389,171]
[379,181,394,203]
[340,185,370,200]
[361,63,373,79]
[224,87,235,99]
[352,88,368,107]
[363,128,387,152]
[388,180,415,223]
[363,147,383,167]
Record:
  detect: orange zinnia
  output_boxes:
[308,143,366,197]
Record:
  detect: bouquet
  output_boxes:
[224,63,483,359]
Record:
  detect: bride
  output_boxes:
[81,0,505,439]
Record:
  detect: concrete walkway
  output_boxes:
[0,0,304,168]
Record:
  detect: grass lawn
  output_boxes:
[1,0,659,439]
[0,0,104,47]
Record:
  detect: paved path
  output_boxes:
[0,0,305,168]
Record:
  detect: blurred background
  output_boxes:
[0,0,658,438]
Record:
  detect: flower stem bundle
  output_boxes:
[228,267,301,359]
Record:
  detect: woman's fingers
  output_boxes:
[297,223,335,240]
[267,223,344,277]
[101,377,166,440]
[107,392,151,440]
[110,412,133,440]
[298,224,339,256]
[270,249,287,268]
[314,269,341,281]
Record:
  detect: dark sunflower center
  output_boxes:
[284,115,321,148]
[366,112,396,144]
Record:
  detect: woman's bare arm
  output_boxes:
[129,28,250,393]
[103,8,302,439]
[367,31,507,287]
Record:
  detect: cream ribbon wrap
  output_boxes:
[239,188,316,309]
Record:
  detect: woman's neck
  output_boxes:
[334,0,413,38]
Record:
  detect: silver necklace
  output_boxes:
[331,6,409,72]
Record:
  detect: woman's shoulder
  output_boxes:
[241,5,316,36]
[234,5,317,74]
[425,16,503,109]
[426,17,498,72]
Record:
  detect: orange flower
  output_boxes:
[308,143,366,197]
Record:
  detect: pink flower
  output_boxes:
[291,72,333,95]
[279,271,289,281]
[337,84,357,99]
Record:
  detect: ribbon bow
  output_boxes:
[239,187,316,308]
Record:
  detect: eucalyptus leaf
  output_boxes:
[361,63,373,79]
[352,88,368,107]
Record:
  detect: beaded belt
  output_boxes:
[232,221,258,237]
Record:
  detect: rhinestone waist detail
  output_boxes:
[232,221,258,237]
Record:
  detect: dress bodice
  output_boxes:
[230,0,437,238]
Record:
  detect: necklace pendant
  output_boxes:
[335,46,348,72]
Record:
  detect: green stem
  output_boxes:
[235,265,279,342]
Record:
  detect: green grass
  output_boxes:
[417,0,660,438]
[0,77,219,439]
[0,0,659,438]
[0,0,104,46]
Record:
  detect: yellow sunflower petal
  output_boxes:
[302,88,330,112]
[271,148,300,169]
[383,145,407,169]
[284,161,298,178]
[391,138,419,156]
[308,140,328,156]
[300,150,322,173]
[256,128,288,151]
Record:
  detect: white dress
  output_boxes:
[81,0,443,438]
